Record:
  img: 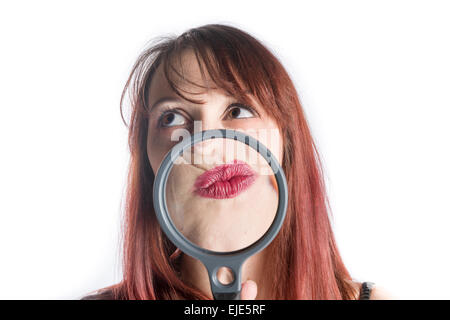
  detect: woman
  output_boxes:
[82,24,390,300]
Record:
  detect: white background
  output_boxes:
[0,0,449,299]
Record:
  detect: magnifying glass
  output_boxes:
[153,129,288,300]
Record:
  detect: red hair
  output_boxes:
[86,24,359,299]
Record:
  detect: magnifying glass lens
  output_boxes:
[165,137,279,253]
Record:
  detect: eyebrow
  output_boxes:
[149,96,183,113]
[148,91,260,115]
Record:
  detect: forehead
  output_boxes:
[146,49,268,119]
[148,49,215,102]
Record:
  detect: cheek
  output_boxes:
[261,127,283,164]
[274,130,283,164]
[262,119,283,164]
[147,117,189,174]
[147,139,160,175]
[235,120,284,165]
[147,131,175,175]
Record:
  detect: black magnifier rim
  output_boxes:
[153,129,288,262]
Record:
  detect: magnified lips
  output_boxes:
[194,160,257,199]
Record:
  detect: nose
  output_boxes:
[192,139,216,154]
[193,117,225,133]
[189,112,225,161]
[191,139,225,166]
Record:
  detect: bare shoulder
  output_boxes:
[369,284,396,300]
[80,289,115,300]
[346,280,396,300]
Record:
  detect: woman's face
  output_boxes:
[147,50,283,252]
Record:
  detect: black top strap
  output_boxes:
[359,281,375,300]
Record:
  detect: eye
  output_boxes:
[227,103,256,119]
[158,111,186,127]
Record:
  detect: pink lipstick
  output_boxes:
[193,160,257,199]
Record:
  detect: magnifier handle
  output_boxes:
[213,291,241,300]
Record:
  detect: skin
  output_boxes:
[369,285,396,300]
[146,49,282,299]
[166,139,278,253]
